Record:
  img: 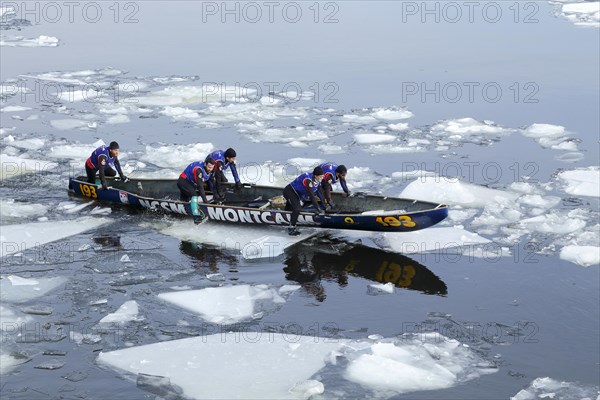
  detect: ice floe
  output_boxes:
[373,227,492,254]
[0,35,59,47]
[158,284,299,324]
[511,376,600,399]
[559,245,600,267]
[97,333,495,399]
[431,118,512,141]
[553,1,600,28]
[557,166,599,197]
[0,199,48,221]
[0,154,58,180]
[0,217,112,257]
[99,301,143,324]
[0,275,67,303]
[344,334,497,395]
[521,124,577,151]
[354,133,396,145]
[400,176,519,208]
[140,143,213,169]
[145,220,316,260]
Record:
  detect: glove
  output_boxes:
[121,176,130,183]
[235,181,243,190]
[328,201,336,208]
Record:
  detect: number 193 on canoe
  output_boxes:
[375,215,416,228]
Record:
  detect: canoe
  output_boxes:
[68,176,448,232]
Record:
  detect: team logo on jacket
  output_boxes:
[119,191,129,204]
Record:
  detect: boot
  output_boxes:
[288,226,301,236]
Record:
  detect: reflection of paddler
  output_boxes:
[284,240,447,298]
[179,241,238,272]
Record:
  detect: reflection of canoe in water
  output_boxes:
[284,237,447,301]
[68,177,448,232]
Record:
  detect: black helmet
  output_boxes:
[224,148,236,159]
[313,166,324,176]
[336,165,347,175]
[109,141,120,150]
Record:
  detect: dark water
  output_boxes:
[1,1,599,399]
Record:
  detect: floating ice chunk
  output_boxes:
[354,133,396,144]
[518,211,586,235]
[0,199,47,220]
[2,136,45,150]
[555,1,600,28]
[559,245,600,267]
[106,114,130,124]
[0,154,58,180]
[90,206,112,215]
[1,105,31,112]
[431,118,511,138]
[555,152,585,163]
[245,127,328,145]
[151,221,315,259]
[521,124,575,150]
[318,144,344,154]
[343,334,496,395]
[49,119,93,130]
[0,305,32,329]
[0,35,59,47]
[98,333,344,400]
[158,284,294,325]
[368,282,395,294]
[140,143,213,169]
[99,301,143,324]
[0,217,112,257]
[289,380,324,398]
[98,332,496,399]
[63,201,93,214]
[388,123,409,131]
[342,114,377,124]
[401,176,519,208]
[370,108,413,121]
[511,377,600,400]
[374,227,491,254]
[70,331,101,345]
[287,158,323,170]
[518,194,561,209]
[557,166,600,197]
[366,144,426,154]
[120,254,131,263]
[0,352,31,375]
[0,276,67,303]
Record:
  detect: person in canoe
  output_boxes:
[85,141,128,190]
[205,148,242,197]
[319,162,350,208]
[283,166,327,236]
[178,157,216,203]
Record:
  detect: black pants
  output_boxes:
[321,180,332,202]
[86,164,116,184]
[213,163,228,196]
[177,177,198,202]
[283,184,302,226]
